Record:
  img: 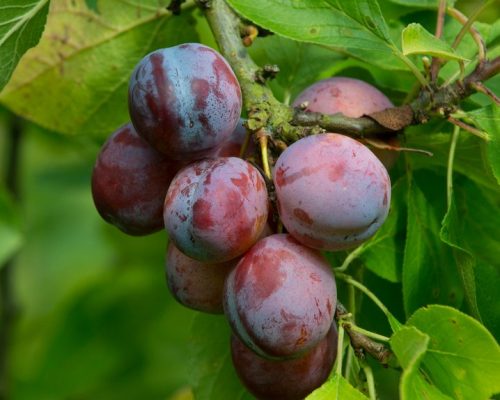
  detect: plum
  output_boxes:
[293,77,399,169]
[224,234,336,358]
[164,157,268,263]
[165,242,236,313]
[273,133,391,251]
[231,324,338,400]
[91,123,181,235]
[128,43,242,160]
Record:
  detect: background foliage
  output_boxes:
[0,0,499,399]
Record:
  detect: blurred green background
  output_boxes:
[0,109,195,400]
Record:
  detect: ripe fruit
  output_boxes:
[273,134,391,251]
[293,76,393,117]
[165,242,236,314]
[293,76,399,169]
[231,324,338,400]
[91,123,180,235]
[224,234,336,359]
[164,157,268,263]
[128,43,242,160]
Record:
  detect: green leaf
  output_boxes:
[387,0,455,9]
[84,0,99,13]
[390,326,451,400]
[408,305,500,400]
[405,127,499,193]
[0,0,50,92]
[440,196,481,321]
[359,177,406,283]
[0,0,199,138]
[189,313,251,400]
[226,0,407,70]
[468,105,500,186]
[0,186,23,266]
[402,171,463,316]
[475,262,500,340]
[307,374,369,400]
[402,23,468,61]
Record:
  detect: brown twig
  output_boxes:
[335,302,394,367]
[447,116,488,140]
[470,82,500,105]
[447,7,486,61]
[430,0,447,82]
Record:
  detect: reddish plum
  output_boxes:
[224,234,336,359]
[165,242,236,314]
[273,134,391,251]
[293,77,398,169]
[128,43,242,160]
[231,324,338,400]
[91,123,180,235]
[164,157,268,263]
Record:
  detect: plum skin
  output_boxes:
[91,123,180,236]
[231,324,338,400]
[128,43,242,160]
[273,133,391,251]
[165,242,237,314]
[164,157,268,263]
[293,76,393,117]
[224,234,337,359]
[293,76,399,169]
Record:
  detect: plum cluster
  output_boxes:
[91,43,394,399]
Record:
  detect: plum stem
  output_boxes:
[360,360,377,400]
[446,125,460,209]
[343,324,390,343]
[448,3,489,62]
[257,129,272,179]
[335,323,346,378]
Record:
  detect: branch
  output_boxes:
[201,0,500,147]
[335,302,394,367]
[429,0,447,81]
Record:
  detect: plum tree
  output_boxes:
[231,324,338,400]
[164,157,268,262]
[273,133,391,251]
[165,242,236,314]
[224,234,337,359]
[293,77,399,168]
[91,123,181,235]
[128,43,242,160]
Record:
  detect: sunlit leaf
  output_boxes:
[402,23,468,60]
[0,0,199,138]
[390,326,451,400]
[227,0,407,70]
[307,374,368,400]
[0,0,49,91]
[408,305,500,399]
